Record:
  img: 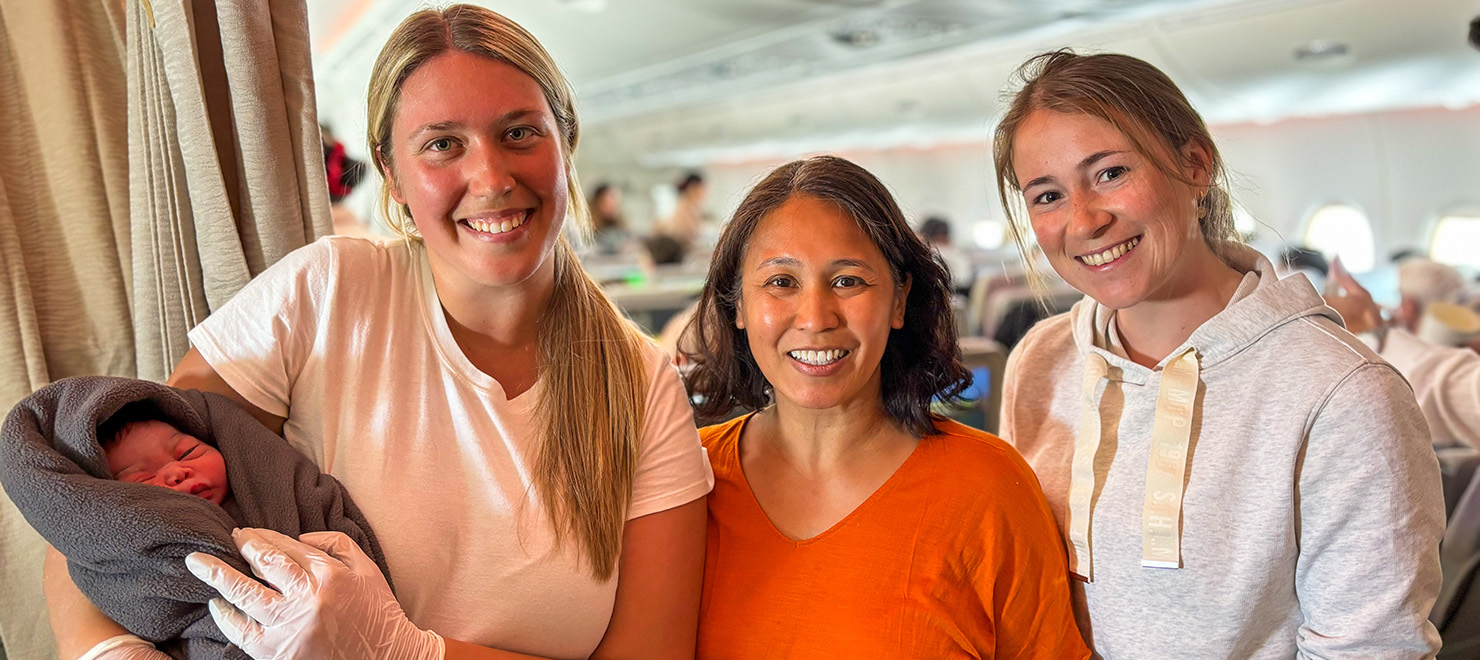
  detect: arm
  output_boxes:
[589,497,705,660]
[1295,363,1444,658]
[167,347,286,436]
[443,498,707,660]
[43,548,172,660]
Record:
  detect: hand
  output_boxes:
[1323,258,1384,335]
[185,529,443,660]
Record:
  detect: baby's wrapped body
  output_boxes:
[0,376,388,660]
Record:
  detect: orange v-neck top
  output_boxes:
[697,414,1089,660]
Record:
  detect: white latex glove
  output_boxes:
[185,528,444,660]
[77,635,172,660]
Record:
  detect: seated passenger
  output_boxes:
[684,155,1087,659]
[993,50,1442,657]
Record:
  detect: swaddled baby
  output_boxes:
[104,415,230,506]
[0,376,392,660]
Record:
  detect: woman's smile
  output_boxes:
[1076,235,1142,270]
[458,209,532,243]
[786,348,852,375]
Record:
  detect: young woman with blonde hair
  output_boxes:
[995,50,1443,657]
[43,5,711,660]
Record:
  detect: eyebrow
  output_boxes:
[406,109,546,142]
[1021,150,1127,191]
[755,256,876,272]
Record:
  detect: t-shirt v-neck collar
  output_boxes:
[731,412,926,547]
[413,242,535,406]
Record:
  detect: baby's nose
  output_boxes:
[158,463,190,486]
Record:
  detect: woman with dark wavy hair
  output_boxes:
[684,155,1086,659]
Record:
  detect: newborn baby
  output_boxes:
[105,418,229,506]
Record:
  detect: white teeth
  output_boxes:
[788,349,849,366]
[1081,236,1139,266]
[467,213,526,234]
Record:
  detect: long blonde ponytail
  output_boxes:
[367,5,650,579]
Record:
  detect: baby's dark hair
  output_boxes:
[97,402,166,449]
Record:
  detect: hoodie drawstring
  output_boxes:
[1067,352,1109,581]
[1142,347,1200,569]
[1069,347,1202,580]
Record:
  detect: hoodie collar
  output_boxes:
[1069,243,1340,380]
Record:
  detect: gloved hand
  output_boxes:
[185,528,444,660]
[77,635,173,660]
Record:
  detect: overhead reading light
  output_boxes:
[1293,39,1354,67]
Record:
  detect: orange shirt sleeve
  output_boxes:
[965,432,1088,659]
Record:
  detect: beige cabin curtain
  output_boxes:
[1,0,329,656]
[129,0,332,382]
[0,0,129,658]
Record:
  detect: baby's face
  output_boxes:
[106,420,228,505]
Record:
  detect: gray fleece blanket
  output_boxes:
[0,376,390,660]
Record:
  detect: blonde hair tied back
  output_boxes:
[365,4,647,579]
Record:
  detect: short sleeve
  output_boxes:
[982,458,1091,659]
[627,347,714,520]
[187,239,333,418]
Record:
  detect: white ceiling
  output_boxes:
[307,0,1480,167]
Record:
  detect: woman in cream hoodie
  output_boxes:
[994,50,1443,659]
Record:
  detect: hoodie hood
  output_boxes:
[1067,243,1342,378]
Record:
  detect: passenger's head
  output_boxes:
[677,172,707,203]
[366,4,586,286]
[685,156,968,437]
[993,50,1239,309]
[919,217,952,246]
[103,416,228,506]
[589,183,622,229]
[1396,257,1466,331]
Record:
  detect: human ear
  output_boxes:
[891,274,912,329]
[1181,139,1213,189]
[734,297,746,330]
[376,148,407,205]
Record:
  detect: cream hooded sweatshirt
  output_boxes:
[1002,245,1443,659]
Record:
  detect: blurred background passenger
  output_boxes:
[320,123,371,238]
[1395,257,1469,336]
[655,172,710,252]
[918,216,974,294]
[588,182,631,255]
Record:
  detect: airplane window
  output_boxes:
[1430,214,1480,270]
[972,219,1007,249]
[1303,204,1375,272]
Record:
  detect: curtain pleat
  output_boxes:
[128,0,330,381]
[0,0,129,656]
